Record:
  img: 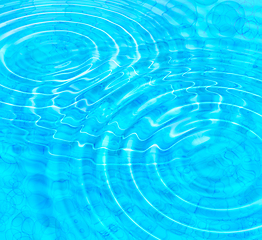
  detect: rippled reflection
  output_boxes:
[1,0,262,239]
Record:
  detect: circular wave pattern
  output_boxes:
[1,0,262,239]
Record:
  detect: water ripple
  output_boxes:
[1,0,262,239]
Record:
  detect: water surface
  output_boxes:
[1,0,262,239]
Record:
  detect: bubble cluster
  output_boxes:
[1,0,262,239]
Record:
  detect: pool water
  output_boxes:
[1,0,262,239]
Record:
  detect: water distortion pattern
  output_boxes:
[1,0,262,239]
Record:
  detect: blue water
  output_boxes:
[1,0,262,239]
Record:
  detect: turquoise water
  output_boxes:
[1,0,262,239]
